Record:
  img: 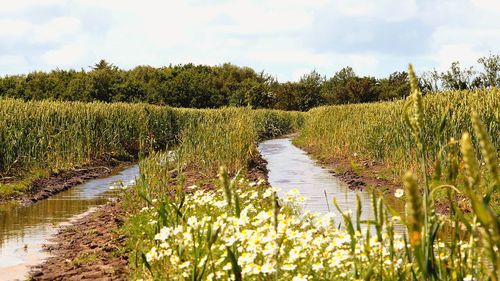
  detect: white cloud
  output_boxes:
[435,44,483,69]
[0,19,32,39]
[249,50,329,65]
[291,67,313,81]
[333,0,418,21]
[0,0,66,13]
[471,0,500,12]
[0,17,81,43]
[42,44,85,66]
[0,0,498,79]
[0,55,30,75]
[33,17,81,43]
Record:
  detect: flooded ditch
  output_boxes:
[0,137,405,280]
[0,165,139,281]
[259,137,404,232]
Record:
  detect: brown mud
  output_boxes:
[247,151,269,182]
[27,151,269,280]
[1,157,130,205]
[179,151,270,191]
[296,143,459,215]
[297,144,399,193]
[30,201,128,281]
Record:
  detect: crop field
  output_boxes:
[119,68,498,280]
[0,100,302,198]
[0,68,498,280]
[2,0,499,279]
[296,88,499,179]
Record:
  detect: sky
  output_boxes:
[0,0,499,81]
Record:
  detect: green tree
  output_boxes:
[441,61,476,90]
[244,71,276,109]
[272,82,300,110]
[1,55,498,110]
[377,71,410,100]
[321,66,356,104]
[477,52,500,88]
[419,69,440,93]
[345,76,379,103]
[89,59,120,102]
[295,70,324,111]
[64,71,92,101]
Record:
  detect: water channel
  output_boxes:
[258,137,404,232]
[1,137,402,280]
[0,165,139,281]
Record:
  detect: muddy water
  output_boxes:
[0,165,139,281]
[259,138,404,232]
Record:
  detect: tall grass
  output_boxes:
[177,108,304,175]
[0,99,180,176]
[295,87,499,180]
[124,65,499,280]
[0,99,302,197]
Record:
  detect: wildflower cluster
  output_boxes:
[139,181,417,280]
[132,169,497,280]
[123,64,499,280]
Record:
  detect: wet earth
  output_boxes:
[0,165,139,281]
[258,137,405,233]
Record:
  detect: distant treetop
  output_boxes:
[0,54,498,111]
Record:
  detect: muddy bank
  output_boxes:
[26,150,269,280]
[294,143,460,215]
[30,201,128,281]
[297,144,399,193]
[247,151,269,182]
[2,157,131,205]
[179,151,270,192]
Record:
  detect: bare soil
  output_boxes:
[27,151,269,280]
[297,144,399,193]
[1,157,130,205]
[247,151,269,182]
[295,143,464,215]
[30,201,128,281]
[178,152,270,192]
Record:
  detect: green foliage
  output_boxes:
[0,54,500,111]
[477,52,500,88]
[0,61,277,109]
[0,99,302,198]
[0,99,170,175]
[420,53,500,92]
[296,87,499,179]
[0,169,48,198]
[440,62,477,91]
[377,71,411,101]
[122,64,499,280]
[320,67,382,105]
[176,108,303,175]
[5,55,497,111]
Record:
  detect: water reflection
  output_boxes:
[258,138,405,233]
[0,164,139,281]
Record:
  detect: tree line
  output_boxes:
[0,53,498,111]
